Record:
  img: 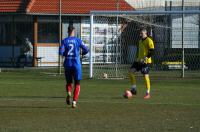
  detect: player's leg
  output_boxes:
[16,54,23,67]
[21,54,26,67]
[129,72,137,95]
[73,80,80,101]
[24,54,28,67]
[129,62,140,95]
[72,80,80,108]
[66,82,72,105]
[65,68,73,105]
[141,64,151,99]
[72,68,82,108]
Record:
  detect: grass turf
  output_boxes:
[0,69,200,132]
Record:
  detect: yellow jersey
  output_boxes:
[136,37,154,64]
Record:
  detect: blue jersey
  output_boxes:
[59,37,89,69]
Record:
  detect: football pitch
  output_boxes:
[0,69,200,132]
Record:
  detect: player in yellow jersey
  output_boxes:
[128,28,154,99]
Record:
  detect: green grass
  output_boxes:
[0,69,200,132]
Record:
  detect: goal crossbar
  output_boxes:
[90,10,200,15]
[89,10,200,78]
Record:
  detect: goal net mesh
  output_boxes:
[90,13,200,78]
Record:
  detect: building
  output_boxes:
[0,0,133,67]
[1,0,199,70]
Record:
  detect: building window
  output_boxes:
[172,14,199,48]
[16,22,33,45]
[0,23,13,45]
[62,16,81,39]
[0,16,33,45]
[38,22,59,43]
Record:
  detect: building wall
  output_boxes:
[35,16,81,66]
[172,14,199,48]
[0,15,33,67]
[126,0,200,10]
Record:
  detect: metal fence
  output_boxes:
[89,0,200,78]
[0,0,200,78]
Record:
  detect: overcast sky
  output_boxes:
[126,0,200,9]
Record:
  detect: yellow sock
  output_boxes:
[144,74,150,94]
[129,73,136,88]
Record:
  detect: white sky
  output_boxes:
[126,0,200,9]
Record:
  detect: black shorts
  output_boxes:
[131,62,151,74]
[65,68,81,84]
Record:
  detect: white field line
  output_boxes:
[0,98,199,106]
[40,72,62,75]
[0,82,25,85]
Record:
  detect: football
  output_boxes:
[124,90,133,99]
[103,73,108,79]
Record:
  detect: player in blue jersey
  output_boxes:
[59,25,89,108]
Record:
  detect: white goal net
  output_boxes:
[89,11,200,79]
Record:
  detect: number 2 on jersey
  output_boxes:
[68,44,74,56]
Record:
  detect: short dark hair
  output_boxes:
[140,28,147,33]
[68,25,75,33]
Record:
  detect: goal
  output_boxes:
[89,10,200,78]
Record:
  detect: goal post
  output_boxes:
[90,14,94,78]
[89,10,200,79]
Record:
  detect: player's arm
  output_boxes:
[79,39,89,55]
[59,40,65,56]
[147,38,155,58]
[135,42,140,62]
[141,49,154,63]
[147,49,154,58]
[141,38,155,63]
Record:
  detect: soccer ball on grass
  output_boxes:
[124,90,133,99]
[103,73,108,79]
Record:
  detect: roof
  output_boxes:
[0,0,29,13]
[0,0,134,14]
[27,0,134,14]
